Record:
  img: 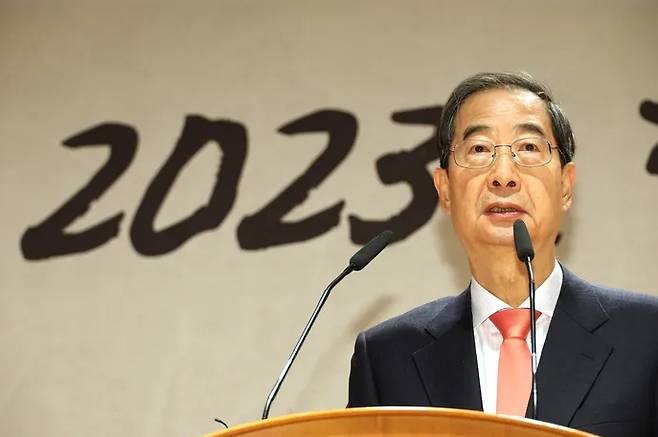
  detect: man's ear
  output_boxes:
[561,162,576,211]
[433,167,451,215]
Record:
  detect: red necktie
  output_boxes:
[489,308,540,416]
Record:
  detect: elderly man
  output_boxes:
[347,72,658,436]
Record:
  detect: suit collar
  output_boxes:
[553,266,609,332]
[412,288,483,411]
[533,266,612,425]
[424,287,472,339]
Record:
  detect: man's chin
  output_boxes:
[480,227,516,247]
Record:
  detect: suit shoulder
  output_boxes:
[360,294,460,341]
[562,267,658,313]
[594,285,658,316]
[564,268,658,317]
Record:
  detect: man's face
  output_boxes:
[433,88,576,257]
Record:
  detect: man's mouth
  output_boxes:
[488,206,521,213]
[484,203,526,217]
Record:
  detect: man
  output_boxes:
[347,72,658,436]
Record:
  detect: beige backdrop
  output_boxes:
[1,1,657,436]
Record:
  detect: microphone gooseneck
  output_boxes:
[513,219,538,420]
[261,230,394,420]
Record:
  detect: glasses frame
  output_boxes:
[449,136,561,169]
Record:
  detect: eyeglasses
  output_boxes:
[450,136,560,169]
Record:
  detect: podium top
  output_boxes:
[204,407,596,437]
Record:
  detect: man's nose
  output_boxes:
[487,146,520,189]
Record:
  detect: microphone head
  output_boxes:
[513,219,535,262]
[349,230,394,271]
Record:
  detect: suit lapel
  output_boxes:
[534,267,612,426]
[412,289,483,411]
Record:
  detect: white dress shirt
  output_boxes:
[470,261,563,413]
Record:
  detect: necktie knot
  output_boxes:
[489,308,540,340]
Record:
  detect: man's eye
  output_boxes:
[469,143,492,154]
[518,141,540,152]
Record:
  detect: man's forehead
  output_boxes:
[454,88,552,139]
[462,122,548,141]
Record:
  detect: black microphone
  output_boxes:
[261,230,394,420]
[513,219,538,420]
[349,230,394,271]
[513,221,534,262]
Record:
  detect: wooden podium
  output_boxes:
[203,407,596,436]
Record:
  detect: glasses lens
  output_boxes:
[511,137,550,166]
[454,140,494,168]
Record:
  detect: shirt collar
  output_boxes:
[470,261,563,328]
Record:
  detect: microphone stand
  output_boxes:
[261,265,354,420]
[513,219,538,420]
[522,256,538,420]
[259,230,393,420]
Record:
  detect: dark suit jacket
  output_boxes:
[348,267,658,436]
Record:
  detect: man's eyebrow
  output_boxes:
[462,124,490,141]
[515,122,546,137]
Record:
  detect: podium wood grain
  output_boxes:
[204,407,597,437]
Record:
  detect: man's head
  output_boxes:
[433,72,576,260]
[437,72,575,169]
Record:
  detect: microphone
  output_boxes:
[261,230,394,420]
[349,230,394,271]
[513,220,534,261]
[513,219,538,420]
